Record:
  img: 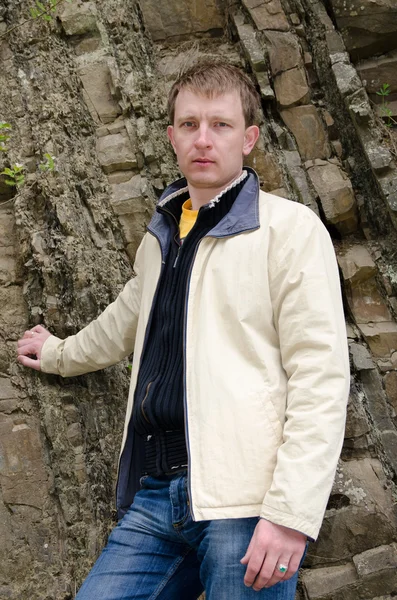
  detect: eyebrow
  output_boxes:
[176,115,234,124]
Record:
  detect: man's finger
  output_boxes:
[31,325,47,333]
[261,556,290,589]
[282,553,301,581]
[18,338,38,349]
[22,330,36,340]
[240,537,254,565]
[17,355,40,370]
[17,341,37,355]
[243,553,266,587]
[252,552,278,591]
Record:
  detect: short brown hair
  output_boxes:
[167,59,261,127]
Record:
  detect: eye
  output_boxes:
[181,121,196,128]
[215,122,230,128]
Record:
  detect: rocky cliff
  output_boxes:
[0,0,397,598]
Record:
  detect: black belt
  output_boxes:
[142,430,188,477]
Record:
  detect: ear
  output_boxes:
[167,125,176,152]
[243,125,260,156]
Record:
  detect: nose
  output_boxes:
[194,124,213,149]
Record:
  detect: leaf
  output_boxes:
[43,14,52,21]
[0,122,12,130]
[5,179,16,186]
[36,1,47,11]
[30,7,40,18]
[45,153,55,169]
[1,167,14,176]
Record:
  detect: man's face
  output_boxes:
[167,89,259,200]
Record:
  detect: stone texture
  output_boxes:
[365,143,393,173]
[349,343,375,372]
[338,245,391,323]
[140,0,224,41]
[345,386,371,440]
[78,58,121,124]
[337,245,376,284]
[357,50,397,96]
[302,563,358,598]
[280,105,330,161]
[358,322,397,357]
[309,459,397,568]
[0,211,17,286]
[353,543,397,577]
[256,72,275,100]
[110,175,153,259]
[96,132,137,173]
[348,279,391,323]
[384,371,397,412]
[244,147,283,192]
[110,174,146,213]
[283,150,319,213]
[307,161,358,234]
[273,67,310,107]
[329,0,397,60]
[379,174,397,214]
[58,1,99,37]
[332,60,363,97]
[242,0,289,32]
[264,31,301,75]
[0,418,48,508]
[234,14,266,73]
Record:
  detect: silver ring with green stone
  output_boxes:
[278,563,288,574]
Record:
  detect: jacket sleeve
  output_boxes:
[40,238,144,378]
[262,206,350,540]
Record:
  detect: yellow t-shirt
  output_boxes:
[179,199,198,240]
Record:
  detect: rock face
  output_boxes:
[140,0,224,40]
[307,160,358,234]
[328,0,397,60]
[280,105,330,160]
[0,0,397,599]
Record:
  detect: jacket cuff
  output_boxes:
[260,504,318,541]
[40,334,64,374]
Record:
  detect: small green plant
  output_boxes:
[30,0,60,21]
[1,163,25,187]
[39,153,56,172]
[0,122,12,152]
[0,0,72,40]
[376,83,395,128]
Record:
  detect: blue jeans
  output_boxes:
[76,472,304,599]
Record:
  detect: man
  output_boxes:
[17,60,349,599]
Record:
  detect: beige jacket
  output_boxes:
[41,172,349,540]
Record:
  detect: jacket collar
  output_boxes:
[147,167,260,254]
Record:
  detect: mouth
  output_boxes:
[193,158,215,165]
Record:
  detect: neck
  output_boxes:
[188,170,244,211]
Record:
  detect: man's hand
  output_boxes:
[17,325,51,371]
[240,519,306,591]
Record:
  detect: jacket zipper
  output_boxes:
[161,207,183,269]
[182,238,207,520]
[173,246,182,268]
